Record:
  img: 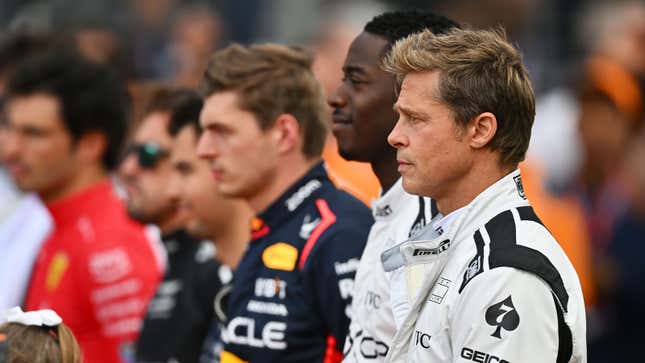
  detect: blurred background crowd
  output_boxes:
[0,0,644,362]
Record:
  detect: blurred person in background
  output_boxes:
[118,87,231,363]
[310,1,388,205]
[587,129,645,362]
[529,0,645,192]
[120,0,177,80]
[198,43,373,363]
[0,31,53,316]
[165,96,253,362]
[326,10,459,362]
[165,4,223,88]
[119,88,189,240]
[69,21,135,82]
[572,42,645,361]
[2,50,162,363]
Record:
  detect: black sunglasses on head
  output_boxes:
[124,142,169,169]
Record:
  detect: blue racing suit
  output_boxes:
[221,162,373,363]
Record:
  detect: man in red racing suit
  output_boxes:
[3,51,163,363]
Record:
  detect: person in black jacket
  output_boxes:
[120,88,231,363]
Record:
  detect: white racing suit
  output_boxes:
[343,179,434,362]
[381,170,587,363]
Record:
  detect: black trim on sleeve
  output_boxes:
[485,209,570,311]
[517,206,544,226]
[489,246,569,312]
[553,293,573,363]
[458,230,485,293]
[408,197,428,238]
[485,210,517,250]
[430,198,439,219]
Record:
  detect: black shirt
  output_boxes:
[136,230,231,363]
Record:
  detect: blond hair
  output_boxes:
[202,43,328,158]
[383,27,536,166]
[0,322,82,363]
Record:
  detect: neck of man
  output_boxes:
[371,147,400,194]
[211,203,252,269]
[41,163,107,203]
[435,154,515,216]
[247,154,321,214]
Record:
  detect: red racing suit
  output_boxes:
[25,179,163,363]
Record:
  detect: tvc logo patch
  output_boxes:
[485,295,520,339]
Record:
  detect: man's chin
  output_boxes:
[401,179,425,197]
[337,146,355,161]
[217,183,245,199]
[186,221,210,240]
[126,206,153,225]
[338,147,372,163]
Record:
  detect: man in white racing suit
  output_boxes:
[327,11,459,361]
[380,28,587,363]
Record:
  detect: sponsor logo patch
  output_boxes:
[513,174,526,199]
[375,205,392,217]
[412,239,451,257]
[247,300,289,317]
[255,277,287,299]
[89,248,132,284]
[251,218,270,240]
[414,330,432,349]
[285,180,321,211]
[262,243,298,271]
[334,258,359,275]
[299,214,320,239]
[429,277,451,304]
[221,350,248,363]
[46,252,69,292]
[485,295,520,339]
[460,347,510,363]
[344,334,389,359]
[222,317,287,350]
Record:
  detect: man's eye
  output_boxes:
[23,127,48,137]
[176,163,193,174]
[342,76,364,86]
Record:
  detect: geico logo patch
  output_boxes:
[262,243,298,271]
[460,347,510,363]
[223,317,287,350]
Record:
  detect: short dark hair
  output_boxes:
[364,10,460,50]
[0,31,57,77]
[145,88,204,137]
[5,51,131,170]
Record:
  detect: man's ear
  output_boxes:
[271,113,301,154]
[76,131,107,164]
[468,112,497,149]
